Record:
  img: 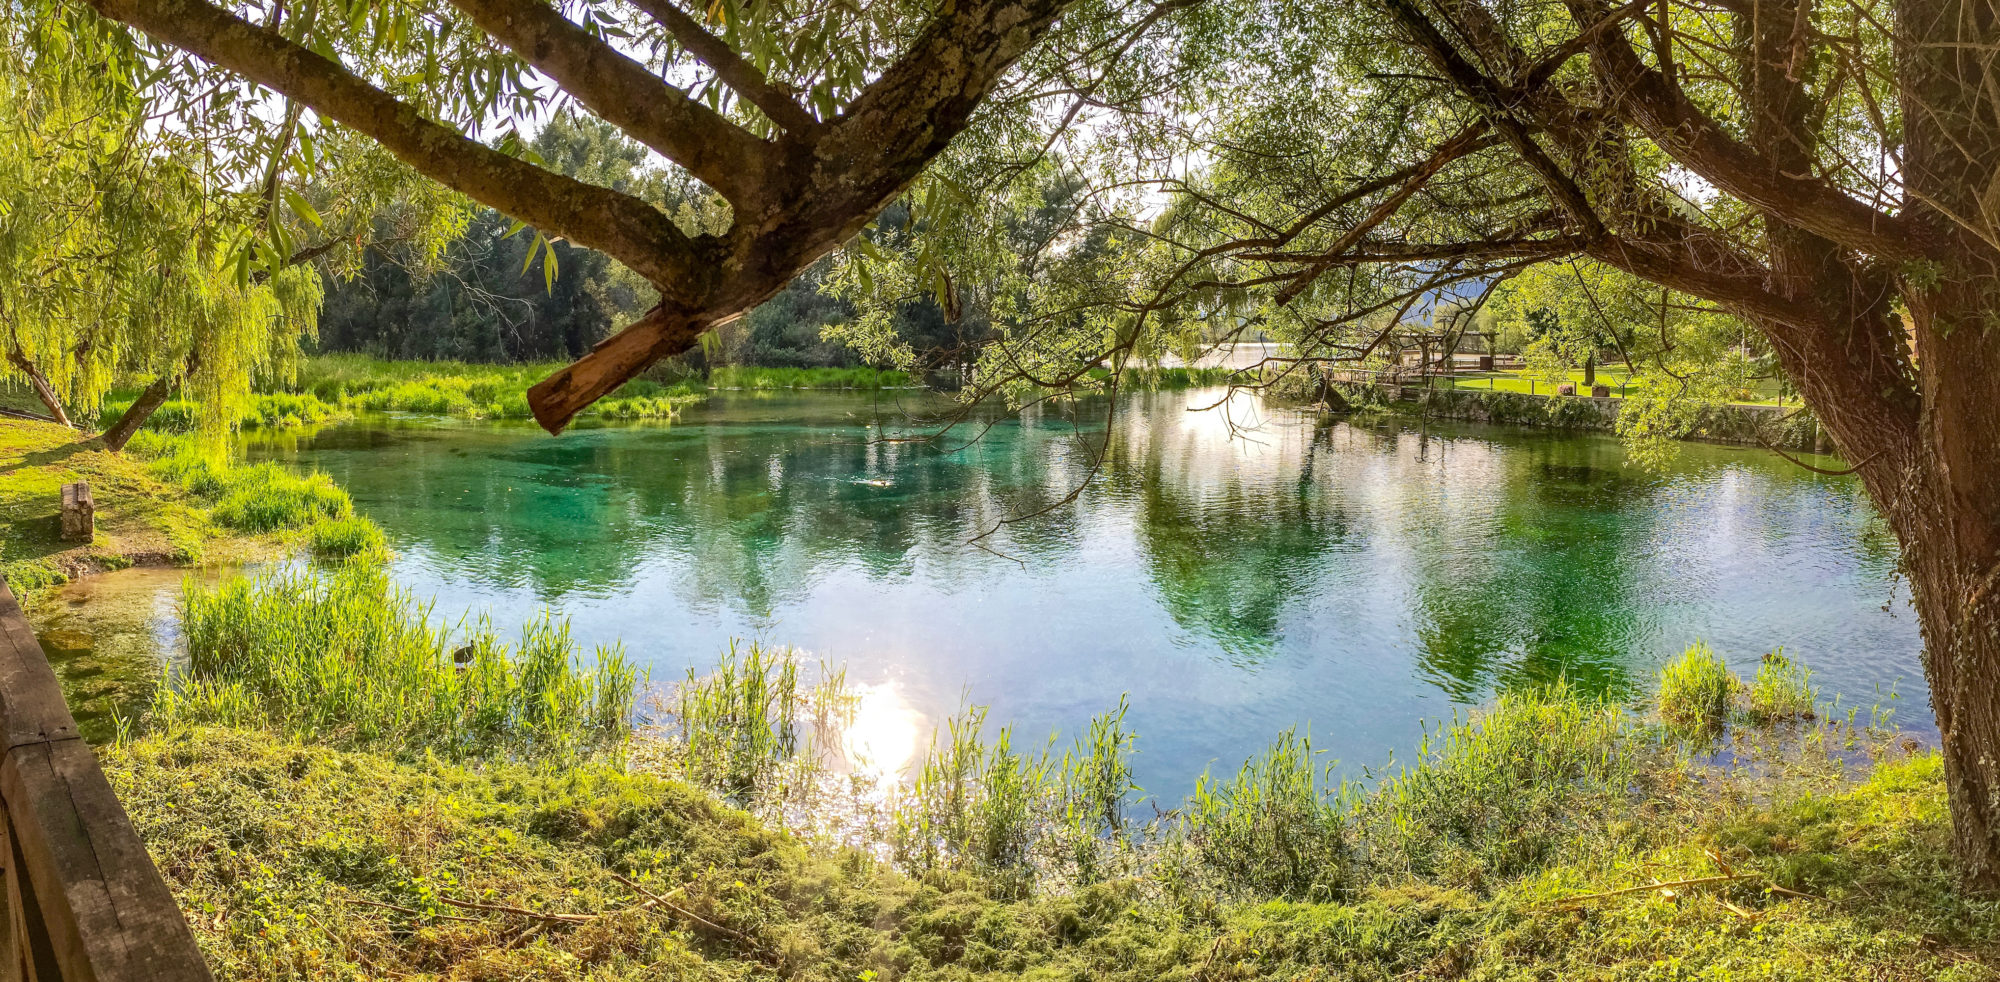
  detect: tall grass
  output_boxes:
[1748,648,1818,722]
[163,564,637,759]
[1657,641,1739,729]
[308,514,389,562]
[663,668,1654,900]
[1169,728,1352,900]
[147,439,354,534]
[664,642,854,811]
[1358,682,1636,881]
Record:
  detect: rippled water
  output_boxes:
[45,389,1925,790]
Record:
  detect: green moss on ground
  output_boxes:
[105,725,1999,981]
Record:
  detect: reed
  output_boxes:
[1747,648,1818,722]
[1358,681,1636,881]
[307,514,389,561]
[1170,728,1353,900]
[1657,640,1739,729]
[162,564,637,759]
[663,641,854,811]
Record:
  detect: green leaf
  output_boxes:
[282,187,323,228]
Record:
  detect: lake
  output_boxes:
[44,388,1926,793]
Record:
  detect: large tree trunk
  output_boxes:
[100,352,198,453]
[6,347,74,429]
[100,375,173,452]
[1895,0,2000,889]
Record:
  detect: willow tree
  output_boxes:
[0,21,323,446]
[884,0,2000,884]
[2,15,467,448]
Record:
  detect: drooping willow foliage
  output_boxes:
[0,20,323,441]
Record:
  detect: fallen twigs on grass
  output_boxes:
[608,871,763,952]
[1550,871,1823,908]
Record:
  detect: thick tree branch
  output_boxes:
[533,0,1086,432]
[445,0,775,208]
[626,0,822,136]
[1562,0,1937,262]
[1384,0,1609,240]
[85,0,708,295]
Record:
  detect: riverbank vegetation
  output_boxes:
[280,354,705,421]
[0,414,384,597]
[103,628,1990,980]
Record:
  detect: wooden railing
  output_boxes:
[0,578,210,981]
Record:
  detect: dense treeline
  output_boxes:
[317,114,988,371]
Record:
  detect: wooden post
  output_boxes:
[57,485,91,544]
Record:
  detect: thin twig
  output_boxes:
[1553,873,1752,904]
[607,871,757,947]
[348,897,479,923]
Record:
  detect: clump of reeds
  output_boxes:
[1747,648,1818,722]
[1356,681,1635,882]
[1165,728,1353,901]
[663,641,855,812]
[1657,641,1739,729]
[160,565,637,759]
[307,514,389,562]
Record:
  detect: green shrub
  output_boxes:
[1748,649,1818,722]
[165,565,637,758]
[1657,641,1738,728]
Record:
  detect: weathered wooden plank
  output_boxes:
[7,813,59,982]
[0,576,211,981]
[1,742,211,982]
[0,813,20,981]
[0,584,76,755]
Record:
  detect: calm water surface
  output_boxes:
[49,389,1926,791]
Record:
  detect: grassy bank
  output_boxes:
[285,354,705,420]
[709,365,915,390]
[0,415,386,598]
[0,420,217,592]
[104,606,2000,980]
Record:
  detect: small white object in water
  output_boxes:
[853,478,892,487]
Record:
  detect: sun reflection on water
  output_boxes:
[839,681,926,790]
